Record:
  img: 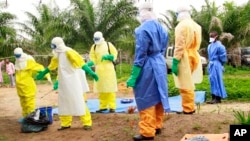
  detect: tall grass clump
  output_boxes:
[233,110,250,125]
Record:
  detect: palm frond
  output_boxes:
[209,16,223,35]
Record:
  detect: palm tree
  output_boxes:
[18,3,71,55]
[219,1,250,67]
[192,0,221,50]
[16,0,138,64]
[68,0,139,52]
[15,3,75,66]
[222,1,250,47]
[159,10,178,46]
[239,0,250,46]
[0,2,17,57]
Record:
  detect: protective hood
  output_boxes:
[14,47,23,55]
[14,47,31,70]
[51,37,67,52]
[176,5,191,21]
[93,31,105,45]
[138,2,156,23]
[14,47,28,61]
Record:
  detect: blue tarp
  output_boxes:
[52,91,206,114]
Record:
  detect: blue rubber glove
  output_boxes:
[82,64,99,81]
[126,65,141,88]
[172,58,180,76]
[101,54,114,61]
[86,61,94,67]
[36,68,50,80]
[53,80,58,90]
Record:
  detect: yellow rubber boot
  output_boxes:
[80,103,92,130]
[98,92,108,110]
[107,92,116,110]
[59,115,72,127]
[20,96,36,117]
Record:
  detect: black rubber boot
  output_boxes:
[207,95,221,104]
[133,135,154,141]
[206,94,216,104]
[109,109,115,113]
[215,96,221,103]
[83,125,92,130]
[96,109,108,113]
[155,128,162,135]
[57,126,70,131]
[176,110,195,115]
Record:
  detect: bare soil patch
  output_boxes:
[0,83,249,141]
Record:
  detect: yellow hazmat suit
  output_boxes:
[46,37,92,130]
[173,6,202,113]
[14,47,49,117]
[89,31,118,112]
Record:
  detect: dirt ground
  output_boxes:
[0,82,250,141]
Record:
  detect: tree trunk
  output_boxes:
[227,42,241,67]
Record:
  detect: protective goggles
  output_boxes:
[51,44,57,49]
[14,54,21,58]
[93,37,100,42]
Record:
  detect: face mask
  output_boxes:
[51,44,57,49]
[209,38,215,43]
[14,54,21,58]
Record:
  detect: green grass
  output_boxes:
[115,63,132,83]
[197,65,250,101]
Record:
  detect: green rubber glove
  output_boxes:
[101,54,114,61]
[53,80,58,90]
[36,68,50,80]
[172,58,180,76]
[86,61,94,67]
[126,65,142,88]
[82,64,99,81]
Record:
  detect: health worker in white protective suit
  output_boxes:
[172,5,203,114]
[87,31,118,113]
[36,37,98,131]
[14,47,51,123]
[126,2,170,141]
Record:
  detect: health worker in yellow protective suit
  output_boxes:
[172,5,203,114]
[87,31,118,113]
[126,2,170,141]
[14,47,51,123]
[36,37,98,131]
